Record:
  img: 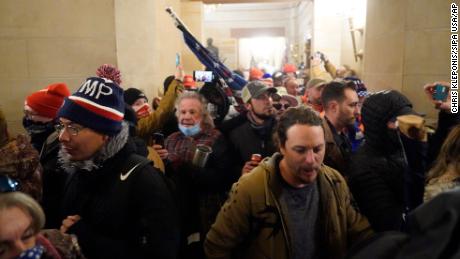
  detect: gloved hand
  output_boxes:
[397,115,428,142]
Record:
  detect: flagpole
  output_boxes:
[165,7,190,34]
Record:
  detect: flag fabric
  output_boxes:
[178,25,247,91]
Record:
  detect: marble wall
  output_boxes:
[0,0,117,134]
[363,0,451,120]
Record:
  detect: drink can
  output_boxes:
[251,154,262,162]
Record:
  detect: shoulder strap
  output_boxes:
[39,131,60,161]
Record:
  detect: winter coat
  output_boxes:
[136,79,183,142]
[348,189,460,259]
[60,125,179,259]
[220,113,277,171]
[205,153,373,259]
[40,229,86,259]
[349,90,426,232]
[323,117,352,177]
[165,127,234,253]
[0,134,42,201]
[40,131,68,229]
[424,164,460,202]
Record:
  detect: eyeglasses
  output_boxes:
[273,103,291,110]
[55,123,85,136]
[0,175,19,193]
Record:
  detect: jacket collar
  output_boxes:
[260,153,343,258]
[323,117,336,145]
[260,152,343,205]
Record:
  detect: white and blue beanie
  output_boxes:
[57,77,125,136]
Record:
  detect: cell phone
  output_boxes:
[152,132,165,147]
[193,70,214,83]
[175,53,181,67]
[432,84,448,101]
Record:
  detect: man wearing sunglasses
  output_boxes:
[51,76,179,258]
[272,87,299,119]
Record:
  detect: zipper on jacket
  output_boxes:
[269,191,292,258]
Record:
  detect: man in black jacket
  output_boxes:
[55,76,179,258]
[219,81,277,175]
[348,90,427,232]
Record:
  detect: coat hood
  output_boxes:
[361,90,413,151]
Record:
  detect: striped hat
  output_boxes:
[57,77,125,136]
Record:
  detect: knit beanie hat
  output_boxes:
[124,88,148,106]
[183,75,197,90]
[249,68,263,81]
[345,76,368,97]
[283,64,297,73]
[57,77,125,136]
[26,83,70,119]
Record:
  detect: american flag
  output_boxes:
[177,24,247,91]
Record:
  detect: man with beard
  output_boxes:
[321,81,360,177]
[54,76,179,258]
[205,107,373,259]
[219,81,277,175]
[23,83,70,151]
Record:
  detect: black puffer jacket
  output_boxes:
[221,113,277,167]
[60,128,179,259]
[349,90,416,232]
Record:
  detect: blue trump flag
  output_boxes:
[178,24,247,91]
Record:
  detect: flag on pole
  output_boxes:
[175,25,247,91]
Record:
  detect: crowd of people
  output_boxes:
[0,52,459,259]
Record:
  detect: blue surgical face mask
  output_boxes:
[179,122,201,137]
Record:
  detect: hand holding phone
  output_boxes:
[432,84,448,101]
[152,132,165,147]
[423,82,451,111]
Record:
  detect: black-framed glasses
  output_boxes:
[55,123,85,136]
[273,103,291,110]
[0,175,19,193]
